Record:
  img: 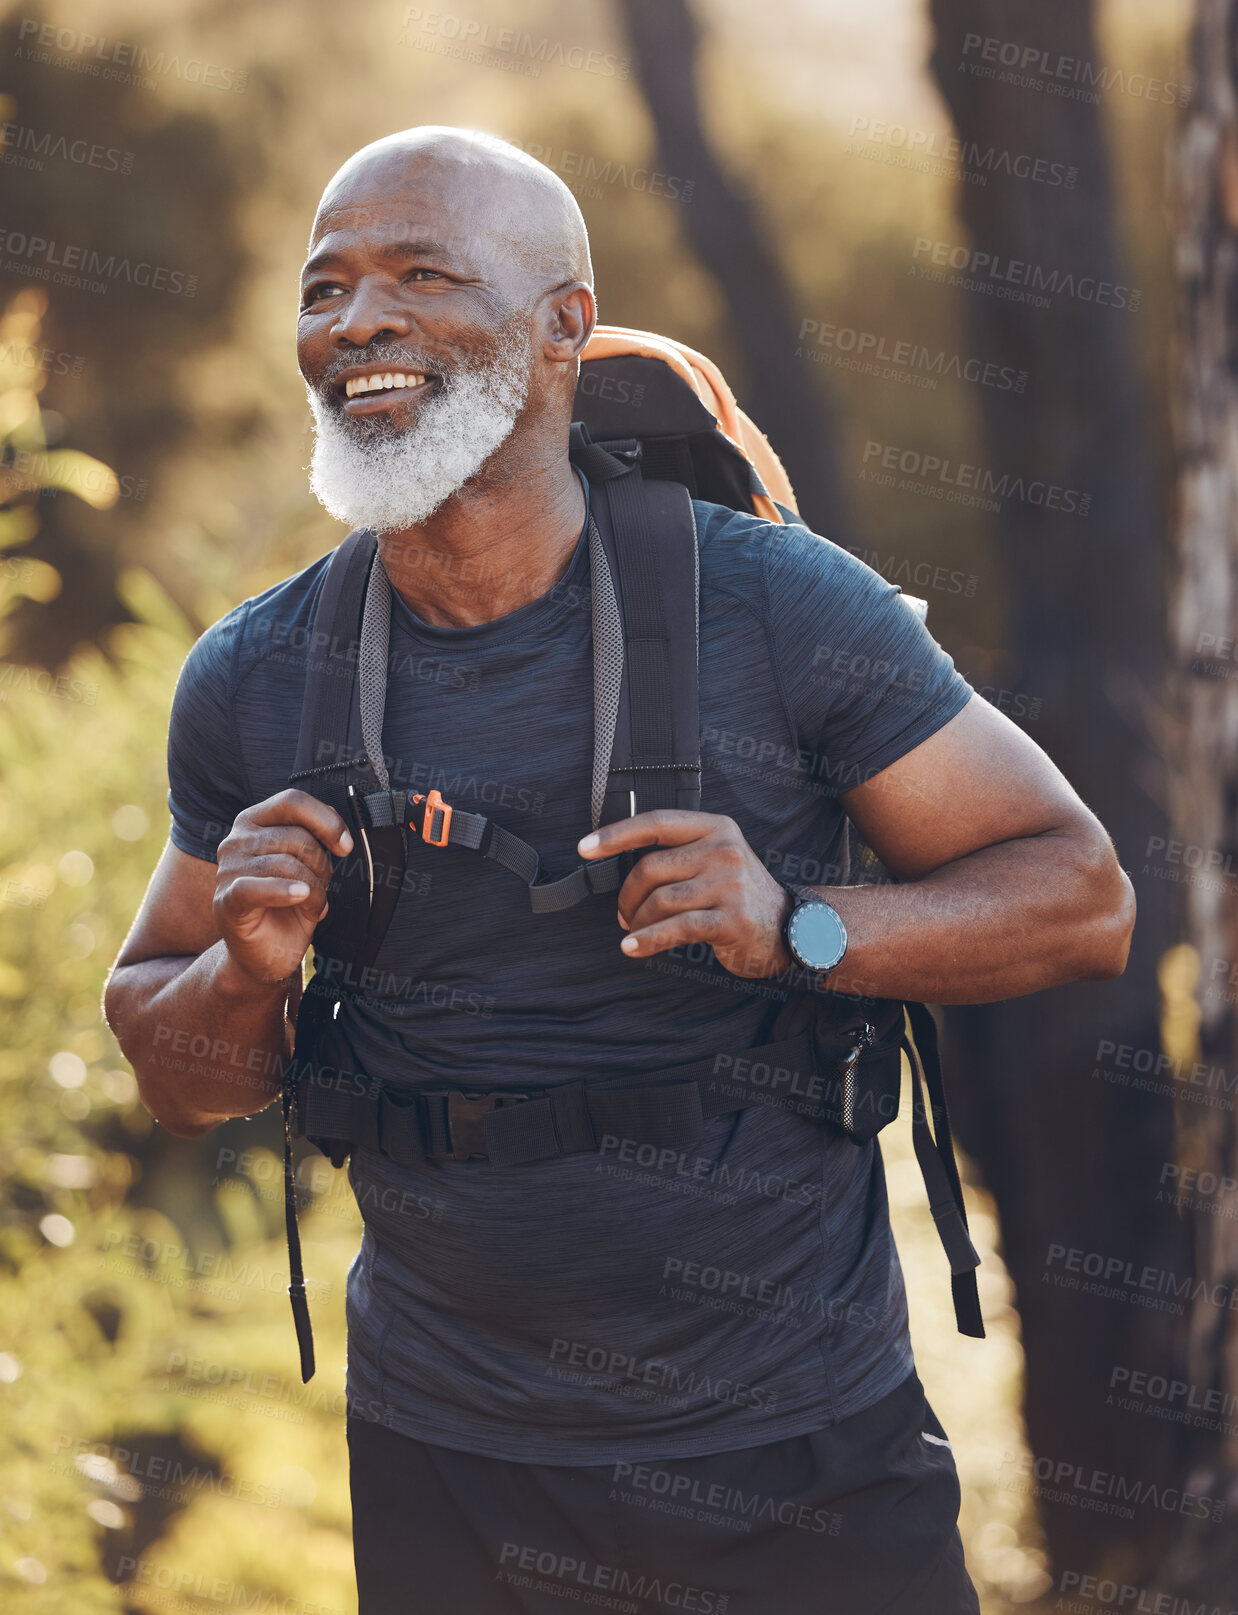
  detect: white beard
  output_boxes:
[306,324,533,532]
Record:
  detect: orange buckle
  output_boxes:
[410,789,452,847]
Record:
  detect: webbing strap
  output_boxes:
[903,1004,985,1338]
[282,1067,315,1383]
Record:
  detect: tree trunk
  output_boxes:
[615,0,849,542]
[1153,0,1238,1599]
[927,0,1188,1582]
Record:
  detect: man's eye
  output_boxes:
[304,283,344,305]
[407,268,443,282]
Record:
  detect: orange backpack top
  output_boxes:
[576,324,798,526]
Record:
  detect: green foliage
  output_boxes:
[0,567,362,1610]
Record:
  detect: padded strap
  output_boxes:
[291,531,377,782]
[588,449,702,824]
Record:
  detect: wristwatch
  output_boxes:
[780,883,848,980]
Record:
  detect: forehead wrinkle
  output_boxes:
[301,236,470,279]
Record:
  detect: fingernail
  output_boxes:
[620,936,639,953]
[339,832,353,853]
[578,833,600,855]
[290,882,310,898]
[617,913,629,930]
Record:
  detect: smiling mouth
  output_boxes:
[337,369,440,412]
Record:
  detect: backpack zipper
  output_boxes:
[840,1021,877,1135]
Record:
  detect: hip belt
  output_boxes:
[278,999,982,1383]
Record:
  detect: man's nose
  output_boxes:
[328,280,414,349]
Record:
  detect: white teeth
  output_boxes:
[344,372,429,398]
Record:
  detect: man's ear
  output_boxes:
[543,283,596,363]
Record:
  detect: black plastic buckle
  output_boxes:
[446,1090,528,1161]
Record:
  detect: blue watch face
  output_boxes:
[788,902,848,973]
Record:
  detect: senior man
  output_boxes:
[106,127,1134,1614]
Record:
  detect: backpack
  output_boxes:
[277,326,984,1382]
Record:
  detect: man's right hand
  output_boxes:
[213,789,354,986]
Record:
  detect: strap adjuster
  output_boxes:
[410,788,452,847]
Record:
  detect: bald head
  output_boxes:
[313,126,592,299]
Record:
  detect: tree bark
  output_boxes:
[1153,0,1238,1598]
[927,0,1188,1582]
[615,0,849,542]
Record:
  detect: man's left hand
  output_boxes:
[578,810,792,978]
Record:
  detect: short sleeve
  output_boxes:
[765,524,972,788]
[166,605,253,862]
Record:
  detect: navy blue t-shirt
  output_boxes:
[166,491,972,1464]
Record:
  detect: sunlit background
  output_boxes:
[0,1,1200,1610]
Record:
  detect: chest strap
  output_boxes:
[355,785,625,914]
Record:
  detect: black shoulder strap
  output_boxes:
[288,531,406,978]
[573,428,701,824]
[291,530,375,786]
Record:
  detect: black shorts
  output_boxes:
[347,1370,979,1614]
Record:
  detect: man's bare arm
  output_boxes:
[103,792,352,1139]
[580,694,1135,1004]
[819,695,1135,1001]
